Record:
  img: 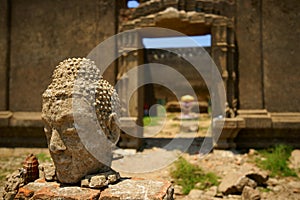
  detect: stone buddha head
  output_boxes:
[42,58,120,184]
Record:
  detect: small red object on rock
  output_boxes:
[23,154,39,184]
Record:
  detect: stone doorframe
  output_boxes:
[118,7,238,118]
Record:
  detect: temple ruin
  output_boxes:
[0,0,299,149]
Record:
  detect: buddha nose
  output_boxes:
[50,129,66,153]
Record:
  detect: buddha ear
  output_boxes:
[107,113,120,144]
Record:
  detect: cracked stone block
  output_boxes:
[99,178,174,200]
[15,180,100,200]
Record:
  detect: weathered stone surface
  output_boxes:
[0,126,46,148]
[9,112,44,127]
[236,128,300,149]
[289,150,300,173]
[14,178,173,200]
[81,170,120,189]
[0,111,12,127]
[34,187,100,200]
[41,58,121,184]
[3,170,25,200]
[99,178,174,200]
[118,117,143,149]
[236,0,263,109]
[219,174,257,195]
[266,178,279,187]
[186,189,203,199]
[245,171,268,186]
[15,180,100,200]
[16,181,57,199]
[241,186,260,200]
[0,0,8,110]
[241,115,272,129]
[262,0,300,112]
[288,181,300,194]
[39,163,56,181]
[237,164,269,186]
[204,186,218,197]
[218,164,268,195]
[214,118,245,149]
[9,0,116,112]
[183,187,219,200]
[173,184,183,195]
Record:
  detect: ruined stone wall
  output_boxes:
[128,0,235,20]
[0,0,118,147]
[0,0,9,110]
[236,1,264,110]
[4,0,117,112]
[262,0,300,112]
[236,0,300,112]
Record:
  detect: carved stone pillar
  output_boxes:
[226,19,237,116]
[116,55,129,117]
[117,31,142,118]
[116,30,144,149]
[211,17,228,117]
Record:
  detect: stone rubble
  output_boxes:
[81,170,120,189]
[241,186,260,200]
[176,149,300,200]
[184,189,203,199]
[3,159,173,200]
[99,178,174,200]
[2,160,174,199]
[12,178,173,200]
[289,149,300,176]
[218,173,258,195]
[38,163,56,181]
[2,170,25,200]
[15,180,101,200]
[2,148,300,200]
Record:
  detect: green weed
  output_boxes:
[258,187,271,193]
[143,116,160,126]
[255,145,297,177]
[36,153,51,162]
[170,157,219,195]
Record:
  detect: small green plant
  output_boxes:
[36,153,51,162]
[258,186,271,193]
[143,116,160,126]
[170,122,180,128]
[255,144,297,177]
[170,157,219,194]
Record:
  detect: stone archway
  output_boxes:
[118,6,238,118]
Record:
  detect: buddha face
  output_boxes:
[41,58,120,184]
[43,114,110,184]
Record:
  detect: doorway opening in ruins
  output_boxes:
[141,35,212,118]
[117,5,238,149]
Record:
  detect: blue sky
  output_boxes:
[128,0,139,8]
[142,35,211,48]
